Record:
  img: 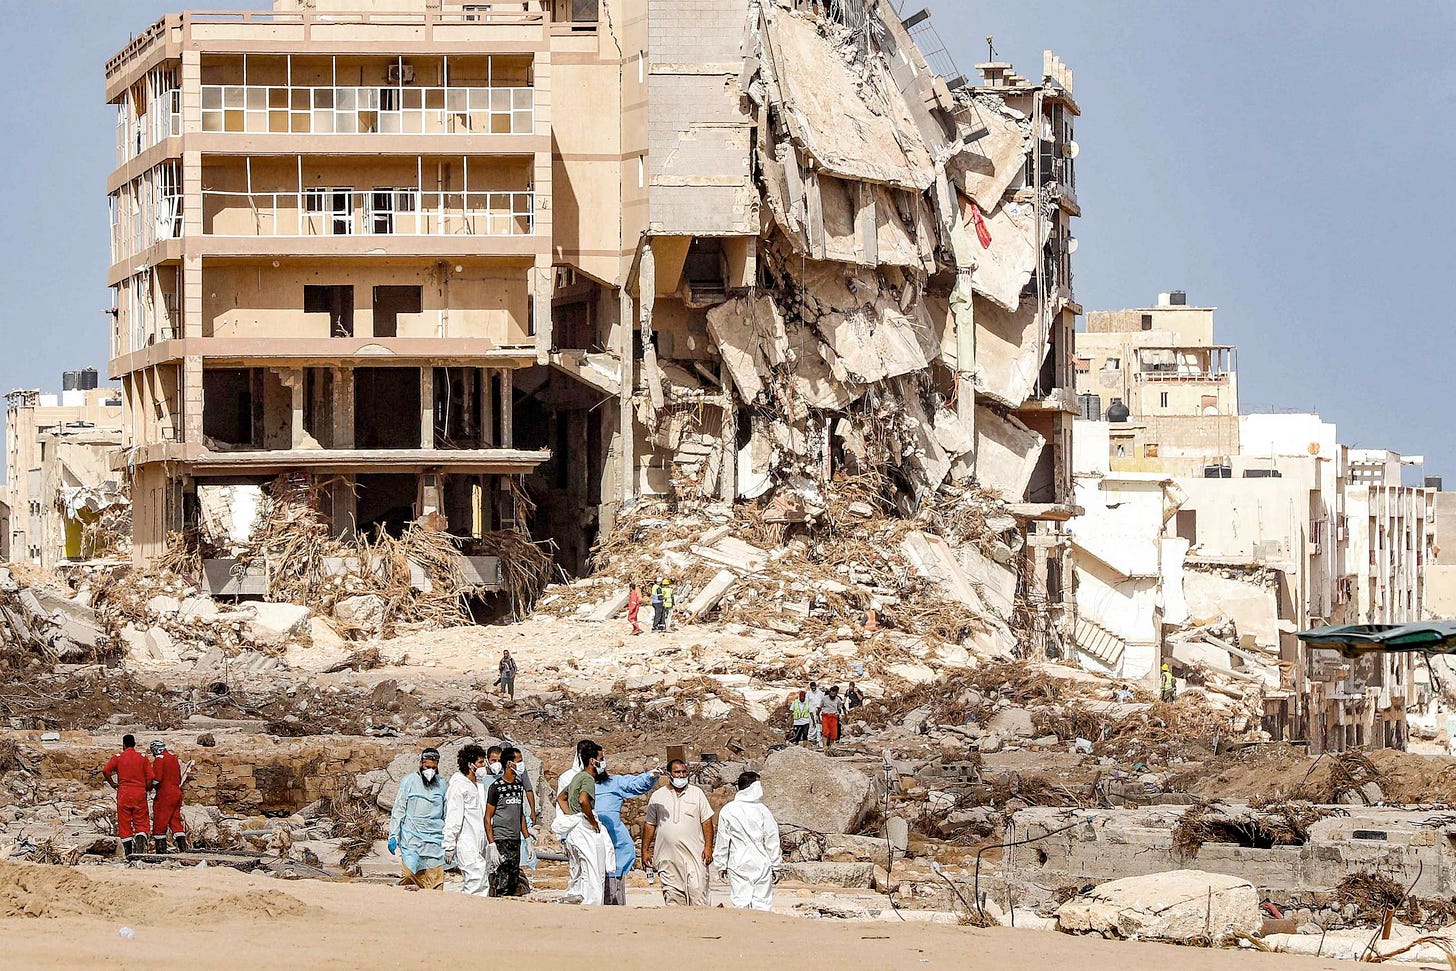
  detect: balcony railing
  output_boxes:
[1132,369,1230,382]
[201,84,535,136]
[201,189,535,237]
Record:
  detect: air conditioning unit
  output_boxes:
[387,62,416,85]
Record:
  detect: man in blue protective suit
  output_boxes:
[387,746,447,889]
[592,759,661,905]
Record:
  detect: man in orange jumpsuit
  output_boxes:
[149,740,187,853]
[102,734,154,857]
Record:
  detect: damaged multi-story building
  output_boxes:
[4,376,126,568]
[107,0,1080,626]
[1072,292,1434,752]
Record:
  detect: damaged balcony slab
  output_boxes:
[185,448,550,475]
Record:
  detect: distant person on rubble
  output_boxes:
[627,582,644,635]
[819,685,845,748]
[846,682,864,710]
[388,746,447,890]
[498,650,518,699]
[1160,664,1177,703]
[661,579,676,629]
[444,744,492,896]
[642,759,715,906]
[788,691,813,745]
[806,681,825,744]
[102,734,154,858]
[713,771,782,911]
[148,740,188,853]
[651,579,666,631]
[592,760,660,904]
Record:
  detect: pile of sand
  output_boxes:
[0,863,158,920]
[0,863,313,922]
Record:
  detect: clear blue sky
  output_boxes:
[0,1,1451,477]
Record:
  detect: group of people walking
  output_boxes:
[99,734,188,856]
[789,680,863,748]
[389,737,783,910]
[626,579,675,634]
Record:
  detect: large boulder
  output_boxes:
[244,602,312,646]
[986,706,1035,739]
[759,746,878,835]
[334,595,387,638]
[1056,869,1261,942]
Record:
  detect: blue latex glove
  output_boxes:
[388,836,398,854]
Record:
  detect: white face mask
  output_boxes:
[671,777,689,790]
[596,758,607,773]
[489,761,503,775]
[422,768,437,782]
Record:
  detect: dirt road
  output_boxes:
[0,862,1373,970]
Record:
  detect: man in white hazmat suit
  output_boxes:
[712,770,783,911]
[552,738,615,905]
[443,743,497,896]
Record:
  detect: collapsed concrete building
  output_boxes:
[105,0,1081,629]
[4,378,127,568]
[1071,294,1435,753]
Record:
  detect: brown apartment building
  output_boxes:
[107,0,1081,624]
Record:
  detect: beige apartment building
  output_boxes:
[4,380,126,567]
[106,0,1081,627]
[1076,292,1239,475]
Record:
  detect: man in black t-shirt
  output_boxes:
[486,745,528,896]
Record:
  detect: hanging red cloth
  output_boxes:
[969,201,993,249]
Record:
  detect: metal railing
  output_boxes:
[1132,369,1230,382]
[201,84,535,135]
[201,189,535,237]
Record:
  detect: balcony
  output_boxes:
[201,188,535,238]
[201,84,535,136]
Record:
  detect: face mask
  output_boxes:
[596,759,607,773]
[671,777,689,790]
[489,761,503,775]
[422,768,437,782]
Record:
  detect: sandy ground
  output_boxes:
[0,862,1381,970]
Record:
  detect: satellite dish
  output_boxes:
[1066,140,1080,159]
[1066,236,1079,254]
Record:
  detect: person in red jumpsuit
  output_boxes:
[102,734,154,857]
[149,739,188,853]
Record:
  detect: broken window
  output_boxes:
[682,237,728,304]
[569,0,598,21]
[305,285,355,337]
[1144,443,1159,458]
[1104,358,1120,371]
[372,285,422,338]
[354,367,421,449]
[367,188,418,234]
[1140,313,1153,331]
[432,367,484,448]
[305,188,351,235]
[202,368,257,447]
[356,473,418,537]
[1176,510,1197,544]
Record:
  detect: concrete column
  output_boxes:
[182,356,203,446]
[331,477,357,537]
[953,272,976,466]
[420,366,434,448]
[533,257,553,364]
[619,290,635,503]
[639,242,663,413]
[719,372,736,503]
[333,367,355,449]
[480,367,494,447]
[289,368,305,448]
[500,368,513,448]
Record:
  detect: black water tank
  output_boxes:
[1077,392,1102,421]
[1169,290,1188,306]
[1426,476,1444,492]
[61,370,78,391]
[1106,397,1130,422]
[78,368,99,391]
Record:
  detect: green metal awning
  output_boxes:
[1296,622,1456,658]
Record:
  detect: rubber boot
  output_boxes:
[152,836,168,854]
[174,835,188,853]
[133,833,149,855]
[122,837,134,859]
